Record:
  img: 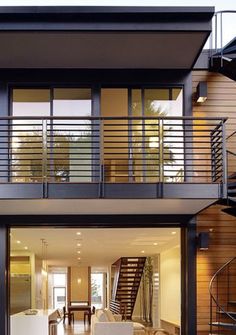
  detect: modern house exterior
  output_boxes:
[0,5,236,335]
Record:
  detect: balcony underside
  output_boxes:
[0,182,219,215]
[0,196,217,216]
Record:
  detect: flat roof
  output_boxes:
[0,6,214,70]
[0,6,215,22]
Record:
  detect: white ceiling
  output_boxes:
[0,31,207,69]
[10,227,180,267]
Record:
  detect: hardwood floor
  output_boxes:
[57,321,91,335]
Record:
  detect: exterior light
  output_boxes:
[77,278,82,284]
[196,82,207,103]
[171,231,176,235]
[77,243,81,247]
[153,243,158,246]
[76,232,81,236]
[16,240,21,244]
[198,232,209,250]
[77,251,81,254]
[24,246,28,250]
[141,250,145,254]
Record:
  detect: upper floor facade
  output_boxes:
[0,5,231,215]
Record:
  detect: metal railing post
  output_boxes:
[222,120,228,198]
[215,13,218,55]
[220,12,223,67]
[42,119,48,198]
[99,118,104,198]
[159,118,164,183]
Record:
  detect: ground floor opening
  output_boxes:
[9,227,182,335]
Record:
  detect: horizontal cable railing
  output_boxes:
[0,116,227,184]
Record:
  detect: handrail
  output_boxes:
[0,116,228,121]
[227,149,236,157]
[209,257,236,328]
[227,130,236,141]
[210,10,236,67]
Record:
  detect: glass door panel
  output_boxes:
[101,89,129,182]
[12,89,50,182]
[131,88,183,182]
[52,88,92,182]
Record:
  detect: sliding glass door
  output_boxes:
[11,88,93,183]
[101,87,183,183]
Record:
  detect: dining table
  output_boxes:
[68,302,92,325]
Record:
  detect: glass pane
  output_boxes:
[11,89,50,182]
[53,287,66,309]
[52,88,93,182]
[131,88,183,183]
[101,89,129,182]
[91,273,104,309]
[53,273,66,286]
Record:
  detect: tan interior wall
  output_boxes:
[193,70,236,335]
[70,266,89,320]
[160,247,181,327]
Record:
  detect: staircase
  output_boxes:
[111,257,146,320]
[209,257,236,335]
[221,132,236,216]
[210,37,236,81]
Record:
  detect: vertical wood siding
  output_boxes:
[193,71,236,334]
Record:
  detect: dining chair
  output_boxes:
[84,306,95,326]
[63,306,74,324]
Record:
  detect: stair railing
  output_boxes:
[209,257,236,335]
[210,10,236,67]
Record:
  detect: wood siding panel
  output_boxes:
[193,71,236,335]
[196,204,236,335]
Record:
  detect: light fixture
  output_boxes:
[77,251,81,254]
[153,242,158,246]
[198,232,209,250]
[149,137,159,148]
[171,231,176,235]
[16,240,21,244]
[76,232,81,236]
[141,250,145,254]
[77,278,82,284]
[24,246,28,250]
[78,257,81,260]
[196,82,207,103]
[77,243,81,247]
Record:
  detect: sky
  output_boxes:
[0,0,235,8]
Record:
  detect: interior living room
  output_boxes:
[9,227,181,335]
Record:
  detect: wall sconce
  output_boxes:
[198,232,209,250]
[196,82,207,103]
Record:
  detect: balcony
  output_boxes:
[0,116,227,205]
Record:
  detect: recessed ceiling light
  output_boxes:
[77,243,81,247]
[141,250,145,254]
[77,251,81,254]
[24,246,28,250]
[76,232,81,236]
[153,243,158,246]
[171,231,177,235]
[16,240,21,244]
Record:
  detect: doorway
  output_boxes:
[9,227,182,335]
